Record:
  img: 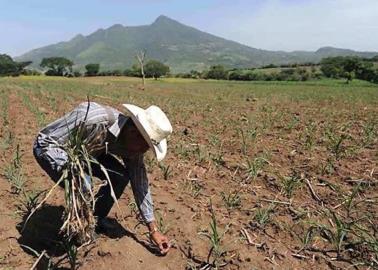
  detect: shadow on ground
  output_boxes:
[16,205,66,258]
[16,206,162,268]
[97,217,162,256]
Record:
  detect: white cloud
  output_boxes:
[201,0,378,51]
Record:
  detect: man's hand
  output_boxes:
[147,222,170,255]
[150,231,170,255]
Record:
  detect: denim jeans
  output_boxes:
[33,134,129,219]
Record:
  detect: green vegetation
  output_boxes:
[205,65,228,80]
[221,191,242,210]
[199,201,228,269]
[144,60,170,79]
[252,203,276,228]
[321,56,378,83]
[3,144,25,194]
[280,173,303,198]
[85,63,100,76]
[19,90,47,127]
[17,189,45,216]
[0,54,31,76]
[243,157,268,183]
[155,211,170,235]
[40,57,73,76]
[158,162,172,180]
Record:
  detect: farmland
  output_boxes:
[0,76,377,269]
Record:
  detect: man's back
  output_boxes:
[39,102,123,145]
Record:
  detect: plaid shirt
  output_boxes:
[36,102,155,222]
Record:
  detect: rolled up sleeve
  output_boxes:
[124,155,155,223]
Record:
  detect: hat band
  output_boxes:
[151,138,159,146]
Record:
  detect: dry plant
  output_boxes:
[136,49,146,90]
[23,101,120,245]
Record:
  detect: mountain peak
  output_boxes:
[316,46,338,53]
[108,23,124,30]
[316,46,356,54]
[153,15,178,25]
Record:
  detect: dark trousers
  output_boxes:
[33,142,129,220]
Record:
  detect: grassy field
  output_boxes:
[0,76,377,269]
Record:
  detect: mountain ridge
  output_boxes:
[16,15,378,73]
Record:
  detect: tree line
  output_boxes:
[176,65,321,81]
[41,57,170,79]
[0,54,170,79]
[320,56,378,83]
[1,53,377,84]
[175,56,378,84]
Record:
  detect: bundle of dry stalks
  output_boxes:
[24,102,119,245]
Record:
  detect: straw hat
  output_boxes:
[122,104,172,161]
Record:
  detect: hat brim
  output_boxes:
[122,104,167,161]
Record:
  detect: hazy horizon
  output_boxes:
[1,0,378,57]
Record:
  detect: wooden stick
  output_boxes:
[30,250,46,270]
[332,202,344,210]
[241,228,253,245]
[260,198,291,205]
[292,253,310,260]
[241,228,265,248]
[305,179,322,202]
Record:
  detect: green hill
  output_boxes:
[16,15,378,73]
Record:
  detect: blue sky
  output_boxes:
[1,0,377,56]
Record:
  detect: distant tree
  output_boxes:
[123,68,135,77]
[320,57,345,78]
[343,57,362,72]
[136,50,146,89]
[144,60,170,79]
[85,63,100,76]
[21,69,41,76]
[189,70,201,79]
[175,72,192,79]
[374,71,378,84]
[244,71,259,81]
[336,57,360,83]
[17,61,32,73]
[40,57,73,76]
[0,54,31,76]
[356,62,376,82]
[227,70,238,81]
[73,71,82,77]
[262,64,277,69]
[338,57,361,83]
[205,65,228,80]
[296,68,311,81]
[111,70,122,76]
[230,70,245,81]
[343,71,354,84]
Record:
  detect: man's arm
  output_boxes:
[124,155,170,254]
[125,154,155,223]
